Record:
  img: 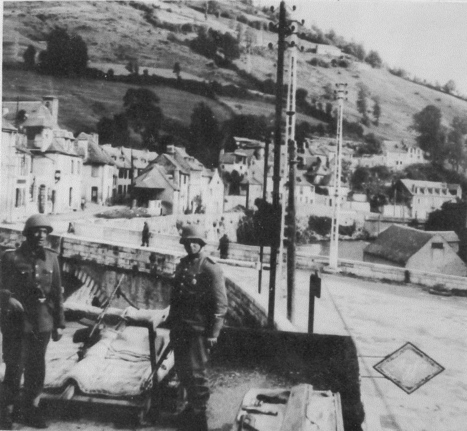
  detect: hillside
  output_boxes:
[3,0,467,145]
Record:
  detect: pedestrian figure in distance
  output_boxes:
[218,234,230,259]
[0,214,65,430]
[141,221,150,247]
[81,197,86,211]
[164,225,227,431]
[67,222,75,234]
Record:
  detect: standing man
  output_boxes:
[168,225,227,431]
[0,214,65,429]
[141,221,150,247]
[218,234,230,260]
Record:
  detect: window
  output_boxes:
[15,188,25,207]
[119,169,124,179]
[71,160,74,174]
[19,155,27,176]
[184,176,187,184]
[431,242,444,249]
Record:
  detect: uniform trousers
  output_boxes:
[171,326,210,413]
[0,330,51,407]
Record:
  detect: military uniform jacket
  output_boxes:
[0,242,65,334]
[169,252,227,338]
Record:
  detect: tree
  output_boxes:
[365,50,382,68]
[446,116,467,172]
[39,28,88,76]
[173,62,181,80]
[222,31,241,63]
[97,113,130,147]
[23,45,36,69]
[123,88,163,149]
[411,105,447,163]
[443,79,457,94]
[189,102,221,168]
[372,97,381,126]
[356,133,383,156]
[356,84,370,125]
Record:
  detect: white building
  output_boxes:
[1,117,32,222]
[397,179,462,220]
[75,133,115,205]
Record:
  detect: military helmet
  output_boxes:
[179,225,206,246]
[23,214,53,235]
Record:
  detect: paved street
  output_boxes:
[223,266,467,431]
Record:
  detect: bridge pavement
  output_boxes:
[223,264,467,431]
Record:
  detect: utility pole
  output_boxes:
[267,0,287,329]
[257,135,270,294]
[329,83,348,270]
[284,34,298,322]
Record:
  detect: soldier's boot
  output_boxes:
[23,405,48,429]
[0,406,13,430]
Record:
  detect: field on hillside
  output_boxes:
[4,0,467,146]
[2,69,234,134]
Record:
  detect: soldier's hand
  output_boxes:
[8,298,24,313]
[52,328,63,342]
[206,337,217,349]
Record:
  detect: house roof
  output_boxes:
[364,224,435,265]
[102,145,131,168]
[400,179,460,196]
[220,153,236,164]
[22,105,55,128]
[3,101,43,126]
[426,231,459,243]
[233,136,264,149]
[84,140,115,165]
[44,137,81,157]
[133,164,178,190]
[173,147,204,171]
[155,153,189,174]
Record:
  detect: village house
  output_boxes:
[1,115,32,222]
[101,144,132,202]
[3,97,83,215]
[74,133,115,205]
[132,163,181,215]
[351,141,427,171]
[394,179,462,220]
[132,145,224,215]
[364,224,467,277]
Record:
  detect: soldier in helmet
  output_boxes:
[167,225,227,431]
[0,214,65,429]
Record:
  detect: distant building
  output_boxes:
[395,179,462,220]
[351,142,427,171]
[364,224,467,276]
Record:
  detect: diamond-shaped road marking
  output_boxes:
[373,342,445,394]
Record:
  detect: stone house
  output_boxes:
[1,117,32,222]
[363,224,467,276]
[395,179,462,220]
[101,145,132,201]
[132,163,181,215]
[5,98,84,215]
[75,133,115,205]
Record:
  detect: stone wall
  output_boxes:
[0,226,280,329]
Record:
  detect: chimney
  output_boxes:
[91,133,99,145]
[42,96,59,126]
[167,145,175,155]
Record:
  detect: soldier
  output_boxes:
[141,221,150,247]
[168,225,227,431]
[0,214,65,429]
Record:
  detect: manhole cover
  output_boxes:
[373,342,444,394]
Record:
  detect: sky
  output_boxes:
[266,0,467,95]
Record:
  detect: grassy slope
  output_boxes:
[2,69,233,134]
[3,0,467,145]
